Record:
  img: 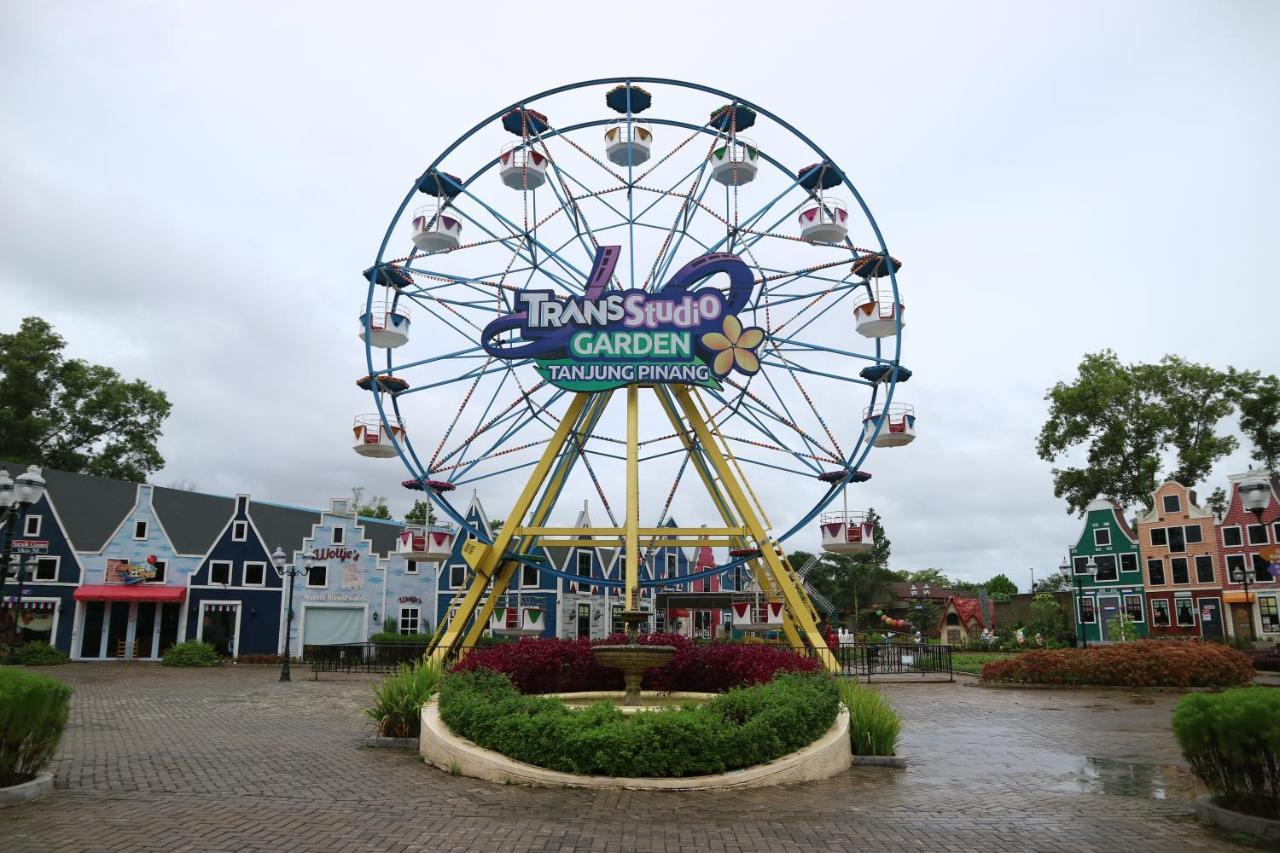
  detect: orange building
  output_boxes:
[1136,482,1225,639]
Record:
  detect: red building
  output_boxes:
[1218,471,1280,641]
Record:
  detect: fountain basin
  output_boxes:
[592,644,677,707]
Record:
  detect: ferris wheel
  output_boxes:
[356,78,913,665]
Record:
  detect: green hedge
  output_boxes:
[18,642,68,666]
[370,632,433,644]
[161,641,219,667]
[1172,687,1280,819]
[438,669,839,777]
[0,669,71,786]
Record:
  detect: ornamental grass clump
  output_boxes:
[979,640,1253,688]
[366,659,444,738]
[838,679,901,757]
[0,669,71,787]
[1172,688,1280,820]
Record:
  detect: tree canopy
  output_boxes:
[984,573,1019,598]
[350,486,391,520]
[0,316,172,482]
[404,499,438,525]
[1037,351,1276,514]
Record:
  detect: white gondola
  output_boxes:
[396,524,456,561]
[410,205,462,253]
[862,403,916,448]
[352,414,405,458]
[731,600,784,633]
[852,287,904,338]
[499,144,548,190]
[358,302,411,349]
[798,197,848,243]
[819,511,875,554]
[490,605,546,638]
[710,137,759,186]
[604,122,653,166]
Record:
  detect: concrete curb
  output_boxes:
[968,682,1226,693]
[366,736,418,749]
[1194,794,1280,841]
[850,755,906,768]
[0,772,53,808]
[420,700,851,790]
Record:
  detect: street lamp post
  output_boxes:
[272,546,308,682]
[2,466,47,665]
[1238,477,1273,645]
[1230,564,1255,643]
[1062,556,1097,648]
[907,582,931,640]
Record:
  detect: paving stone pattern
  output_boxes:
[1,665,1242,852]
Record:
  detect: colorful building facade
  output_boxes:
[1137,482,1225,640]
[1068,499,1148,643]
[1218,471,1280,641]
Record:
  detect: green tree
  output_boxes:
[1153,356,1237,486]
[984,573,1019,599]
[0,317,171,482]
[1231,369,1280,471]
[404,499,438,526]
[350,487,391,520]
[1205,487,1228,522]
[798,508,893,628]
[1032,571,1071,593]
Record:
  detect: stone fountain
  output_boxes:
[591,610,676,707]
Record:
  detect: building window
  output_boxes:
[307,565,328,588]
[399,607,420,635]
[577,551,592,586]
[147,560,167,583]
[1261,596,1279,632]
[1174,597,1196,626]
[133,520,149,540]
[332,526,345,545]
[1194,555,1216,584]
[1184,524,1203,545]
[1225,554,1247,583]
[1072,556,1090,575]
[1123,594,1144,622]
[665,553,676,579]
[1170,558,1190,585]
[210,561,232,585]
[1168,527,1186,553]
[33,557,58,582]
[1119,553,1138,574]
[405,560,418,575]
[1094,555,1118,582]
[521,562,539,588]
[23,515,41,537]
[1222,526,1243,548]
[1273,522,1280,545]
[1147,559,1166,585]
[1079,598,1096,624]
[243,562,265,586]
[449,564,465,589]
[733,565,743,591]
[611,605,623,635]
[232,521,248,542]
[1163,494,1181,514]
[1151,599,1171,627]
[1149,528,1167,547]
[1247,524,1268,546]
[1254,553,1275,583]
[1093,528,1111,547]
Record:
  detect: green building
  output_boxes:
[1067,499,1148,643]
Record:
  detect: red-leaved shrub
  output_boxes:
[450,635,818,694]
[979,640,1254,688]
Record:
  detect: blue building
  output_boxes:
[1,485,83,653]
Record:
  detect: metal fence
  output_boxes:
[305,642,430,678]
[813,642,953,681]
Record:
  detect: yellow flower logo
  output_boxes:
[702,315,764,377]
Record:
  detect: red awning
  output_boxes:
[73,585,187,603]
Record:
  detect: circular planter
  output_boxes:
[1194,795,1280,842]
[0,772,53,808]
[850,755,906,768]
[366,735,418,749]
[419,699,851,790]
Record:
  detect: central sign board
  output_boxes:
[11,539,49,555]
[481,246,764,392]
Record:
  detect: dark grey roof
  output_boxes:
[249,502,322,554]
[153,487,235,554]
[2,462,138,551]
[357,518,401,557]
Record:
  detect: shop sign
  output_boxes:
[302,593,364,602]
[11,539,48,555]
[310,547,359,562]
[398,595,422,604]
[480,247,760,392]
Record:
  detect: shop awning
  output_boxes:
[1222,591,1255,604]
[73,584,186,603]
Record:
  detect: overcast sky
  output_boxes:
[3,2,1277,590]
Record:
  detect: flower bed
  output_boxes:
[450,635,818,694]
[438,669,838,778]
[979,640,1254,688]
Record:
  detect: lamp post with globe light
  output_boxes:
[1062,555,1097,648]
[1236,476,1274,643]
[272,546,309,682]
[2,466,48,665]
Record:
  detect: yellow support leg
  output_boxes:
[625,384,640,611]
[670,385,836,672]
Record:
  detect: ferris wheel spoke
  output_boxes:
[399,359,531,395]
[431,380,556,469]
[437,384,567,477]
[386,344,486,374]
[766,334,890,365]
[647,165,717,289]
[705,180,804,256]
[745,365,832,465]
[452,185,591,285]
[702,385,828,472]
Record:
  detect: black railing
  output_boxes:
[812,642,953,681]
[306,641,430,678]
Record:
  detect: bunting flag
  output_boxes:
[204,603,239,613]
[767,601,784,624]
[2,598,56,610]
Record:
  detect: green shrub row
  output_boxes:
[438,669,839,778]
[16,642,68,666]
[366,659,444,738]
[1173,687,1280,820]
[161,641,219,667]
[0,669,72,787]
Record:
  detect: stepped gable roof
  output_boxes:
[2,463,136,551]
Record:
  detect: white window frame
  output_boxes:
[145,559,167,583]
[1174,596,1196,627]
[1078,597,1096,624]
[665,553,676,579]
[405,559,418,575]
[209,560,233,586]
[449,564,465,589]
[242,561,266,587]
[1225,553,1247,583]
[1194,554,1216,585]
[133,520,149,540]
[23,514,41,537]
[1183,524,1203,545]
[332,526,345,545]
[1119,552,1139,574]
[1170,557,1190,585]
[1151,598,1172,627]
[1221,525,1243,548]
[399,606,421,635]
[306,565,328,588]
[1149,527,1167,547]
[577,551,592,584]
[1247,524,1269,546]
[1163,494,1182,514]
[232,521,248,542]
[521,561,539,588]
[1147,558,1165,586]
[1094,554,1118,582]
[1123,594,1145,623]
[1093,528,1111,547]
[32,556,59,582]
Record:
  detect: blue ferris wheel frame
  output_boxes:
[361,76,904,588]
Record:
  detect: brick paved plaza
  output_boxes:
[1,665,1243,852]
